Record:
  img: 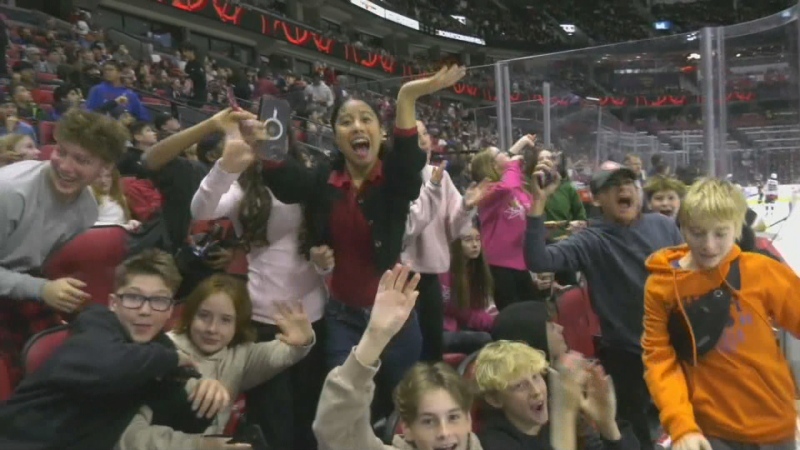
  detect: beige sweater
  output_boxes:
[313,349,484,450]
[117,331,314,450]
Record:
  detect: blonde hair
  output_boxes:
[393,362,473,424]
[470,148,501,182]
[644,176,687,200]
[678,177,747,238]
[474,340,549,393]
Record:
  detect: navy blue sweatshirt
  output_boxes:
[0,305,180,450]
[524,213,683,353]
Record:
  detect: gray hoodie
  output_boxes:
[524,213,683,353]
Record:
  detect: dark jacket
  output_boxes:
[478,409,639,450]
[524,213,684,354]
[0,305,187,450]
[263,128,426,271]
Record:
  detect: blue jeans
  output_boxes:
[325,299,422,419]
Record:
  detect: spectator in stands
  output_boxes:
[86,60,150,122]
[254,68,280,98]
[118,121,157,179]
[524,160,683,450]
[474,340,636,450]
[12,60,36,90]
[642,178,800,450]
[37,48,64,75]
[440,221,495,355]
[52,84,84,120]
[191,118,329,450]
[402,120,487,362]
[11,84,50,122]
[312,265,484,450]
[119,273,315,450]
[144,109,248,255]
[624,154,646,207]
[0,109,128,386]
[305,74,335,117]
[154,113,182,139]
[92,166,141,231]
[91,41,109,63]
[180,42,207,109]
[0,99,37,143]
[0,250,229,449]
[263,66,466,420]
[643,176,685,219]
[0,133,40,163]
[470,135,537,310]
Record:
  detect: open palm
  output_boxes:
[581,363,616,422]
[464,179,495,208]
[367,265,421,338]
[274,302,314,347]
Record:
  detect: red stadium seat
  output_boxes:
[555,284,601,358]
[39,121,55,145]
[44,225,130,309]
[755,236,783,261]
[39,144,57,160]
[0,356,14,401]
[31,88,54,105]
[222,395,248,435]
[21,324,69,375]
[443,352,468,369]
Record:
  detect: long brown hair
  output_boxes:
[449,224,493,310]
[237,132,310,253]
[237,162,272,251]
[92,166,131,220]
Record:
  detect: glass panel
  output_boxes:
[722,6,799,189]
[497,31,703,179]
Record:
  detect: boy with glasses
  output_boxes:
[0,250,230,450]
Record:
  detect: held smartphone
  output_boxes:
[254,95,292,162]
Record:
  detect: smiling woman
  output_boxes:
[262,65,467,418]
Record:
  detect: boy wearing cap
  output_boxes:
[524,160,683,450]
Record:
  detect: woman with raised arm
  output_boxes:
[189,118,328,450]
[262,66,466,417]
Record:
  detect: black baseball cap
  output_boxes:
[590,161,637,195]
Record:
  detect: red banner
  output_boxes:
[156,0,758,106]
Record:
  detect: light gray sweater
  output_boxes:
[0,160,98,300]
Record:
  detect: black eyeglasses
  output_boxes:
[116,293,174,312]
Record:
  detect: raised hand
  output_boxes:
[274,302,314,347]
[551,351,590,413]
[464,179,494,208]
[366,264,421,340]
[211,107,257,136]
[529,159,562,201]
[580,363,616,425]
[400,65,467,99]
[218,135,255,174]
[431,161,447,185]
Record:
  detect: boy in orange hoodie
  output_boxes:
[642,177,800,450]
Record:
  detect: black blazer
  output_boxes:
[263,129,426,272]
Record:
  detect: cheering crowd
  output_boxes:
[0,1,799,450]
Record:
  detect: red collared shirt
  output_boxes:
[328,160,384,308]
